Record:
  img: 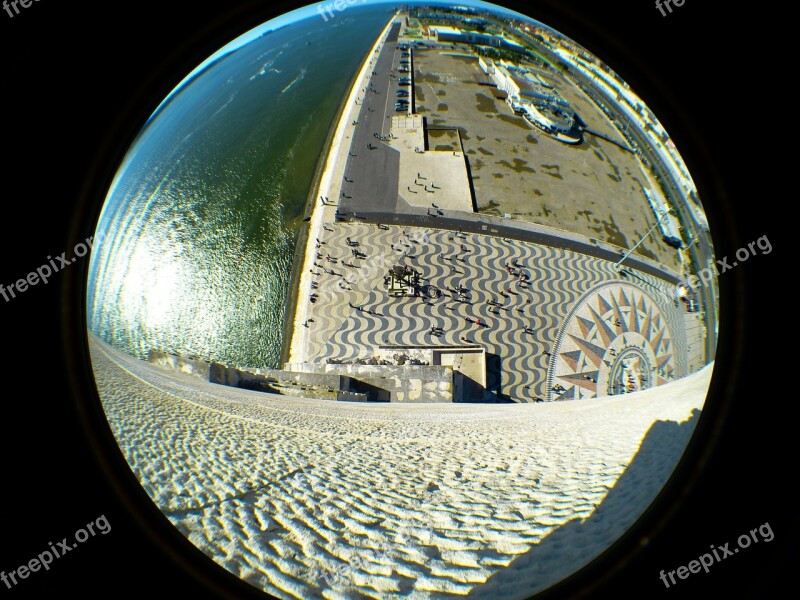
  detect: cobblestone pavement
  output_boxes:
[302,222,687,402]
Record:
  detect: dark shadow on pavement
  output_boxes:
[465,408,702,598]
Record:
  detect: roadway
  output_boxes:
[338,23,403,215]
[336,210,683,286]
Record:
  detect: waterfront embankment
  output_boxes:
[284,13,399,366]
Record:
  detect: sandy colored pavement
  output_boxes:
[91,333,710,599]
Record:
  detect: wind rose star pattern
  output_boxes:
[551,283,677,400]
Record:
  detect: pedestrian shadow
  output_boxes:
[465,408,702,598]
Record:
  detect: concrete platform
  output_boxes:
[389,116,473,213]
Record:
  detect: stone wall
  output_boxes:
[147,350,211,381]
[209,363,341,400]
[329,364,452,402]
[150,352,452,402]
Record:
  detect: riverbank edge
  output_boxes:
[279,11,398,368]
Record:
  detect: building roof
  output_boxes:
[430,25,462,36]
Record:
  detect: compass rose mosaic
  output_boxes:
[549,282,677,401]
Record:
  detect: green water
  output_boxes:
[87,6,392,368]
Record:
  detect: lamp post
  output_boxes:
[614,207,670,272]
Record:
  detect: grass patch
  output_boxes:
[437,102,449,111]
[415,73,440,84]
[478,199,501,215]
[541,164,562,179]
[428,129,459,150]
[475,92,496,113]
[602,215,628,248]
[449,55,478,63]
[637,247,658,261]
[496,159,535,174]
[497,113,530,129]
[526,133,538,144]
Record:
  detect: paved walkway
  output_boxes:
[337,210,683,285]
[298,222,688,402]
[337,23,403,214]
[288,16,399,364]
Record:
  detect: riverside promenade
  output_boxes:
[287,14,400,365]
[285,15,707,399]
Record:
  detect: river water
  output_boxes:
[87,6,392,368]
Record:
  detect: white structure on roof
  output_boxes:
[480,58,582,144]
[428,25,525,52]
[644,187,683,248]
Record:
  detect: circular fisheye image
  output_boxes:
[87,1,717,597]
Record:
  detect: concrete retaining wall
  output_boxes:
[148,350,211,381]
[210,363,341,400]
[150,352,452,402]
[329,364,452,402]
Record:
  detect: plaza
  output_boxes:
[291,220,694,403]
